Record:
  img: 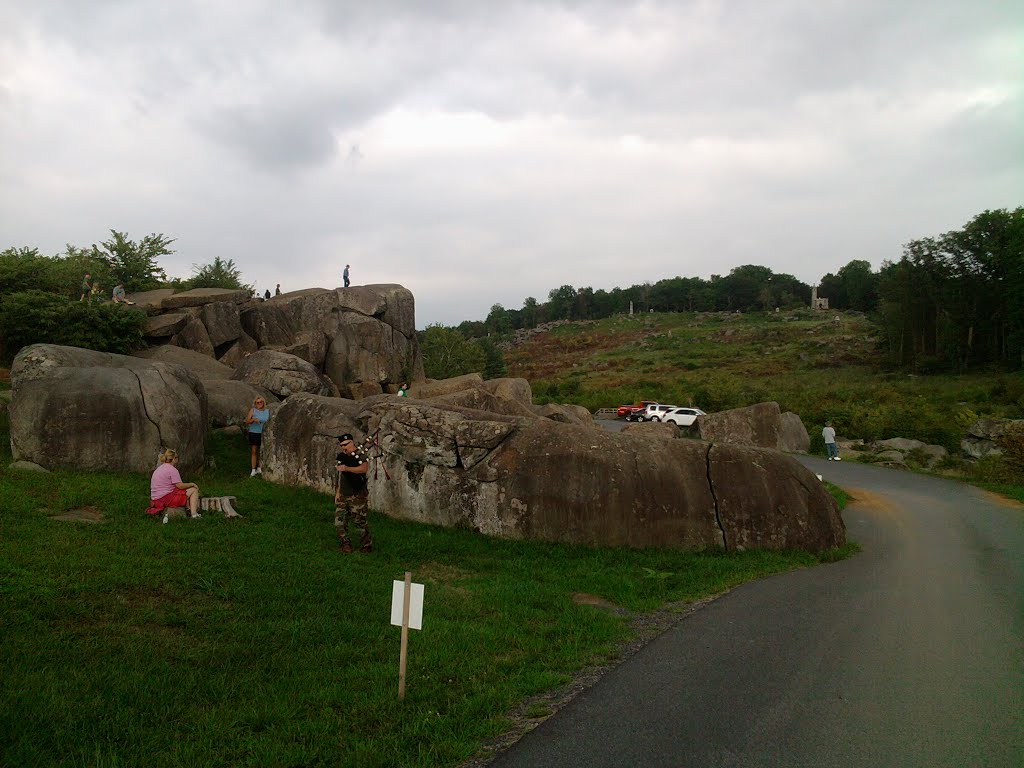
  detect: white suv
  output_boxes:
[640,403,677,422]
[662,407,707,427]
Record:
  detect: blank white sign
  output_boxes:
[390,580,424,630]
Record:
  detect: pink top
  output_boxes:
[151,462,183,500]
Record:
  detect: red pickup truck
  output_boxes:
[616,400,657,420]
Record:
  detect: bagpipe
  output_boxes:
[338,429,392,483]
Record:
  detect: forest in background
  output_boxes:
[448,208,1023,374]
[2,207,1021,375]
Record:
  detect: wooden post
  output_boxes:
[398,570,412,700]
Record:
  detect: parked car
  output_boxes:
[617,400,657,419]
[662,407,707,427]
[640,403,678,422]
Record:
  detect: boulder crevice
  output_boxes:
[706,443,727,550]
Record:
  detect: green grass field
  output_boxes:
[0,409,852,768]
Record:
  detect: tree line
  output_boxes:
[4,208,1020,375]
[449,208,1022,373]
[0,230,250,363]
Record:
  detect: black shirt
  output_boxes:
[336,451,368,496]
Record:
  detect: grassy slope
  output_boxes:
[0,406,852,768]
[508,310,1024,474]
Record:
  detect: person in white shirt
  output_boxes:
[822,421,840,461]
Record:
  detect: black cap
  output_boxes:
[337,433,354,442]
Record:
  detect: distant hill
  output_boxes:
[502,309,1023,453]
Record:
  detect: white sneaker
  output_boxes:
[835,457,842,461]
[256,467,262,475]
[250,469,258,477]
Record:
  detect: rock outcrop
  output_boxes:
[406,374,590,425]
[135,346,234,382]
[231,349,338,399]
[961,418,1024,460]
[697,401,810,453]
[9,344,207,473]
[263,395,845,553]
[126,284,426,396]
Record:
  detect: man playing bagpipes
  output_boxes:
[334,433,373,553]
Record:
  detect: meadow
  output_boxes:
[0,407,851,768]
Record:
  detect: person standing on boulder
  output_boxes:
[334,433,372,553]
[245,396,270,477]
[823,420,841,461]
[343,264,351,288]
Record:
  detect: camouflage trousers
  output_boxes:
[335,492,372,548]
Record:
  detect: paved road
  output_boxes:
[493,456,1024,768]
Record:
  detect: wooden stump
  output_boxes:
[200,496,241,518]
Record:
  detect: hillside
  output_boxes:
[503,309,1024,454]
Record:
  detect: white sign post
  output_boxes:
[391,571,424,700]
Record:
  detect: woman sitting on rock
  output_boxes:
[147,449,201,518]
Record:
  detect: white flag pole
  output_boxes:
[399,571,412,700]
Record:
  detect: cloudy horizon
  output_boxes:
[1,0,1020,326]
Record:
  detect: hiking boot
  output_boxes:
[340,542,354,554]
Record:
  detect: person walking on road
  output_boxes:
[823,420,840,461]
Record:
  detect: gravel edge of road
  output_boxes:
[455,592,725,767]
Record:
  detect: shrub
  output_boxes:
[0,290,145,364]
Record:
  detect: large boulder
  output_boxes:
[532,402,596,427]
[216,332,258,368]
[261,393,365,489]
[698,401,809,452]
[162,287,250,309]
[430,388,537,418]
[621,421,679,439]
[482,378,534,407]
[128,288,177,315]
[324,313,420,391]
[200,301,243,349]
[143,312,189,338]
[707,443,846,551]
[240,301,297,348]
[231,350,338,399]
[283,330,328,368]
[263,397,845,553]
[135,345,234,381]
[9,344,206,473]
[170,317,215,357]
[237,284,424,391]
[410,374,484,400]
[961,418,1024,460]
[778,412,811,453]
[203,379,278,427]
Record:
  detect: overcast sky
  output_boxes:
[1,1,1021,326]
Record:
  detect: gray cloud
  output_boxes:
[1,0,1020,326]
